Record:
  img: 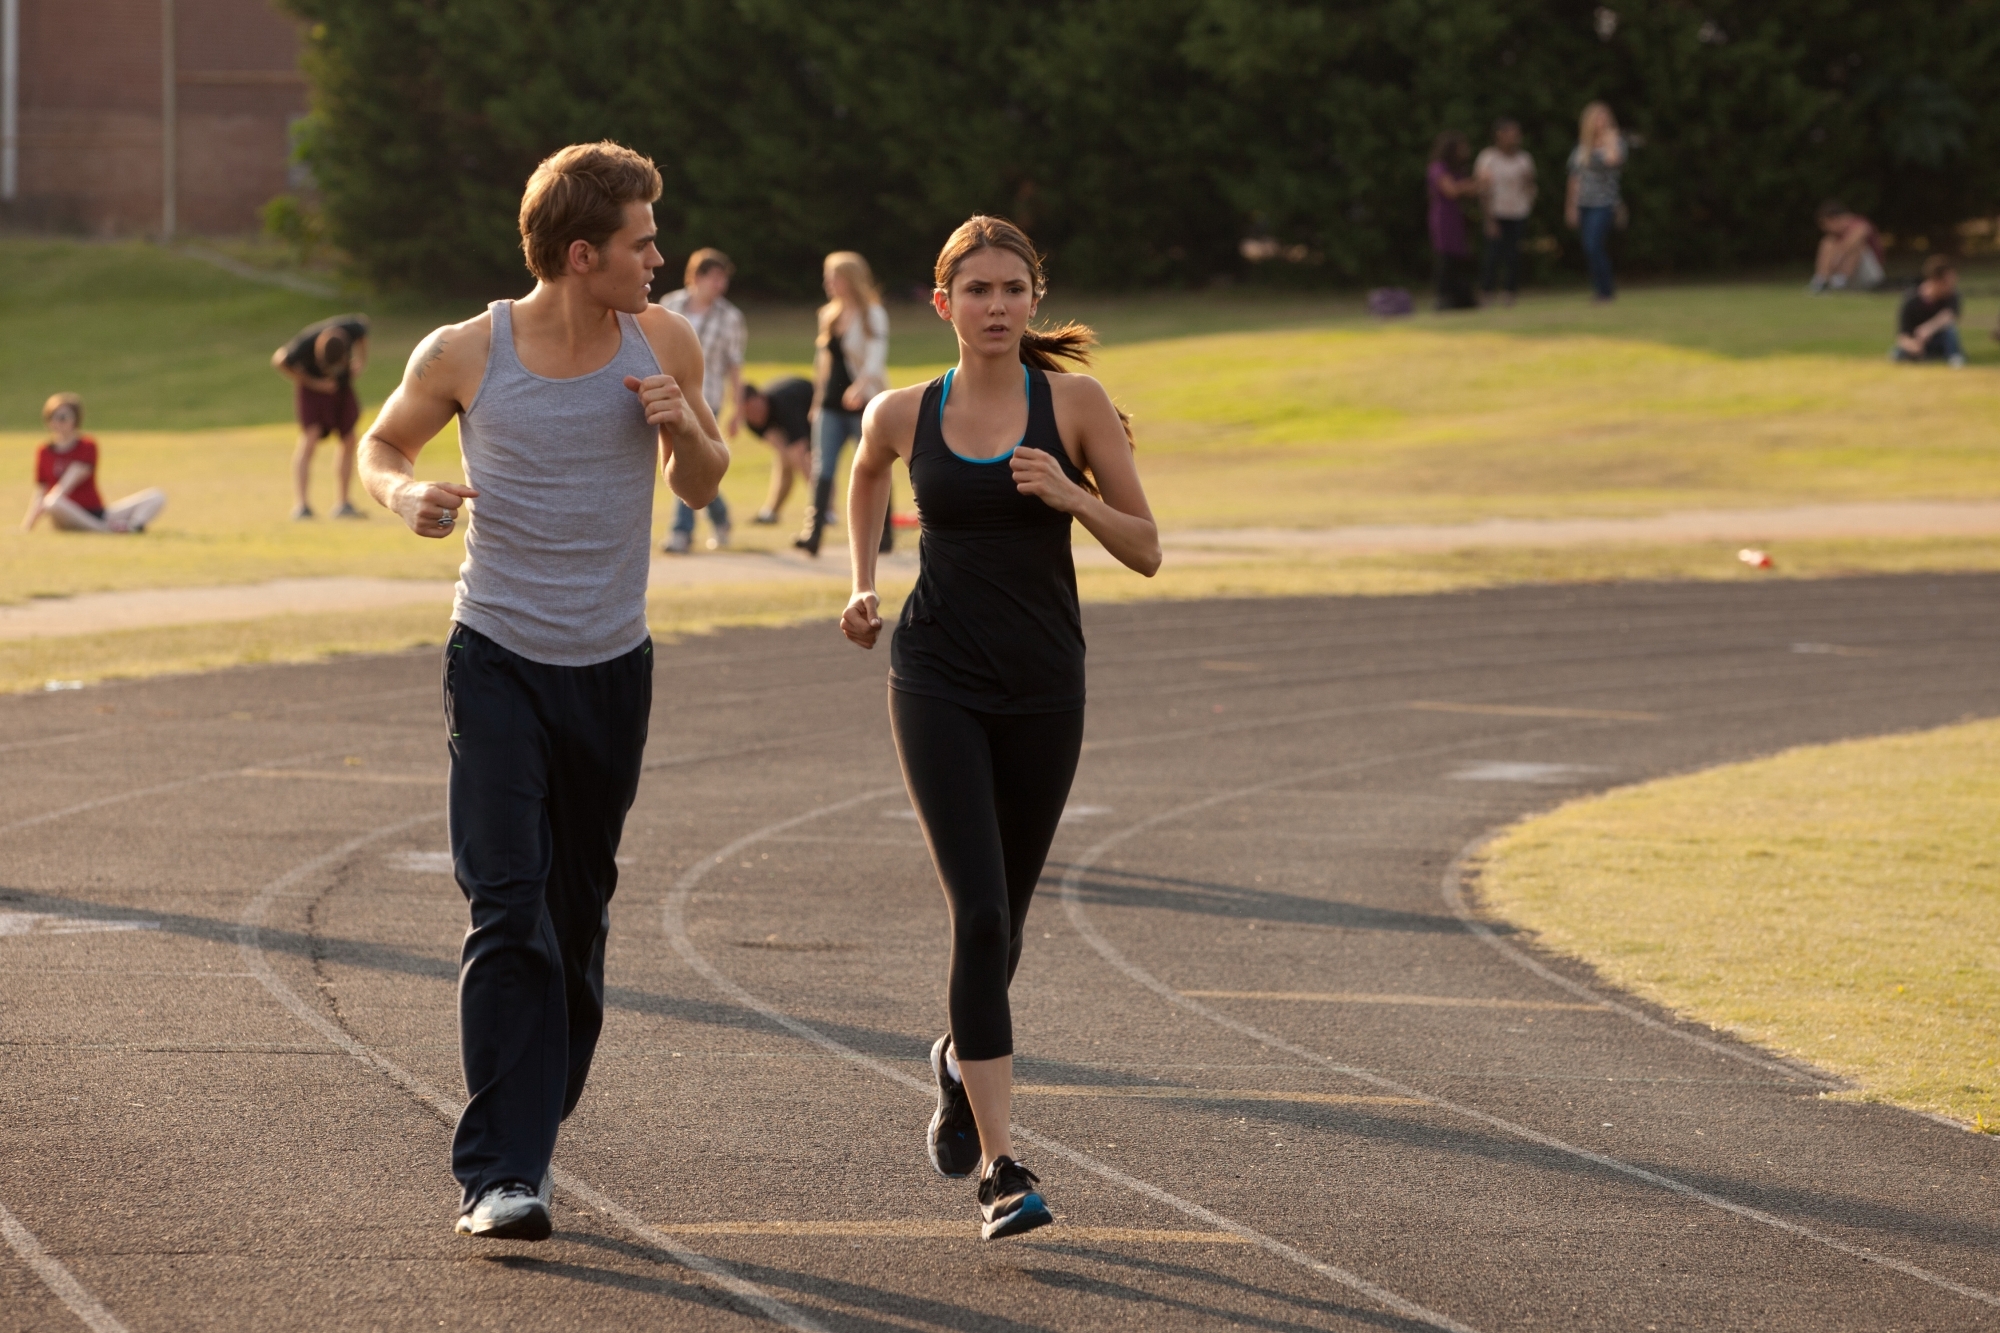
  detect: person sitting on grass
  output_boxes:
[272,313,371,520]
[1892,255,1966,367]
[741,377,814,525]
[1808,200,1884,294]
[21,393,167,534]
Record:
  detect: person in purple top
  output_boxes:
[1428,132,1479,311]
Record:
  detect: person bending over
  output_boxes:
[20,393,166,534]
[659,248,745,552]
[355,140,728,1242]
[1809,202,1884,294]
[742,377,814,523]
[1893,256,1965,367]
[842,216,1160,1240]
[273,313,371,519]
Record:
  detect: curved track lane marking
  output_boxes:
[1057,738,2000,1312]
[662,788,1485,1333]
[0,1197,131,1333]
[233,812,830,1333]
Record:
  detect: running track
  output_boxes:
[2,575,1997,1332]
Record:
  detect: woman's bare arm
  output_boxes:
[840,386,920,648]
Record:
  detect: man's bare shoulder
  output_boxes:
[406,312,493,391]
[634,304,700,370]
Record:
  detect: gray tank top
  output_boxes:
[451,300,661,666]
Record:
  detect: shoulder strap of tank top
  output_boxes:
[913,375,948,455]
[1024,367,1080,475]
[487,300,521,374]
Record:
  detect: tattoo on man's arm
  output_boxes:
[415,336,449,381]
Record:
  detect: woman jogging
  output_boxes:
[840,216,1161,1239]
[795,251,890,556]
[1565,101,1626,302]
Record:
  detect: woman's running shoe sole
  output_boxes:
[980,1192,1052,1241]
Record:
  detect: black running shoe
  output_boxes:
[978,1156,1051,1240]
[927,1036,981,1178]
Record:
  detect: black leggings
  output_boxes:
[888,688,1084,1061]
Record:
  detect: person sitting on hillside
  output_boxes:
[21,393,167,534]
[1808,201,1884,294]
[272,313,371,519]
[1892,255,1965,367]
[741,376,814,524]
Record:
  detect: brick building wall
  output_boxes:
[9,0,306,236]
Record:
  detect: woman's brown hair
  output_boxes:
[932,215,1134,487]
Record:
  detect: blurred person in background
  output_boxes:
[659,248,746,552]
[273,313,371,518]
[742,377,815,524]
[1427,132,1479,311]
[1565,102,1625,302]
[796,251,891,556]
[1808,201,1885,294]
[1475,119,1536,305]
[21,393,166,534]
[1892,255,1965,367]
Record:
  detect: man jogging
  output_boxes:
[356,141,728,1241]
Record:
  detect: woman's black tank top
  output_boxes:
[889,366,1088,714]
[821,328,854,412]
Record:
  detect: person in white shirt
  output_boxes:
[659,248,747,552]
[1474,119,1536,305]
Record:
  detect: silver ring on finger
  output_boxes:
[436,512,454,527]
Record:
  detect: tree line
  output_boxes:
[284,0,2000,297]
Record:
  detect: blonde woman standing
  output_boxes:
[1564,101,1626,302]
[796,251,890,556]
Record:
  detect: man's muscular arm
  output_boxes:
[358,319,489,538]
[631,308,729,509]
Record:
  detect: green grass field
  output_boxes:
[3,238,1999,686]
[1477,720,2000,1130]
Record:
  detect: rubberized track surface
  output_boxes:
[3,575,1997,1332]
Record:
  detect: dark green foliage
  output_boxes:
[283,0,2000,296]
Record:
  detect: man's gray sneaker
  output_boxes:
[456,1170,553,1240]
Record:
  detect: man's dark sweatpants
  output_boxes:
[442,624,651,1212]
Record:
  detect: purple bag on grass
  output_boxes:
[1367,287,1414,318]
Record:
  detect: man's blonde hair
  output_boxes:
[519,142,662,282]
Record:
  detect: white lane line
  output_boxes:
[0,1197,131,1333]
[1058,757,2000,1313]
[234,813,829,1333]
[1438,839,1838,1086]
[661,788,1484,1333]
[0,742,405,837]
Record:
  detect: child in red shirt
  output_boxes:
[21,393,166,533]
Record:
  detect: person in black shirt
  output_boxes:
[272,313,371,517]
[741,376,814,524]
[1893,256,1965,367]
[840,216,1160,1241]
